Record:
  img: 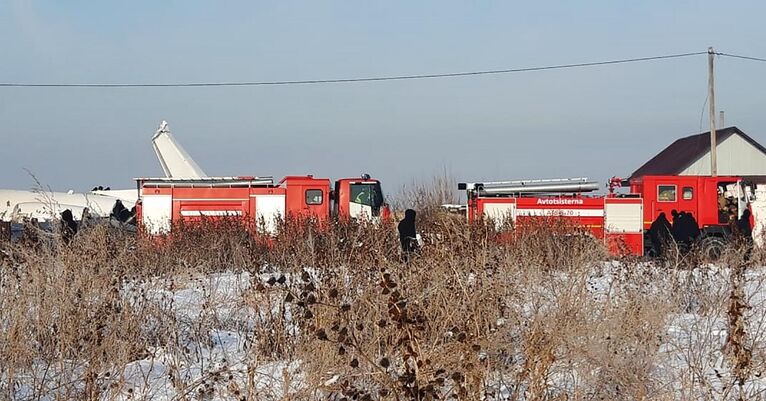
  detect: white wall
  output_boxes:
[752,184,766,247]
[683,134,766,176]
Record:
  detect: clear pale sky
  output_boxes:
[1,1,765,196]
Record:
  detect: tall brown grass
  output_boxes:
[392,168,459,217]
[2,207,766,400]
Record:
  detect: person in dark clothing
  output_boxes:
[737,209,753,238]
[686,212,701,241]
[111,200,127,222]
[670,210,681,240]
[118,208,132,223]
[736,209,753,260]
[677,212,693,244]
[126,206,137,225]
[670,210,683,242]
[671,209,680,226]
[648,212,673,257]
[668,211,698,251]
[60,209,78,244]
[398,209,418,260]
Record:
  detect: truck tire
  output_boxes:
[699,236,725,261]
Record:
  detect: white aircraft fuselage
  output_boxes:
[0,189,134,222]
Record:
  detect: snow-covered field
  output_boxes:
[5,257,766,400]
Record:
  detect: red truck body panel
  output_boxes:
[468,194,644,256]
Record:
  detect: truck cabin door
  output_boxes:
[654,182,696,229]
[736,180,753,219]
[678,184,696,219]
[302,188,328,220]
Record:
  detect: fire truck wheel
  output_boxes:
[699,236,725,262]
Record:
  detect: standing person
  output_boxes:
[111,200,128,222]
[737,209,753,261]
[675,212,693,246]
[60,209,78,244]
[686,212,701,242]
[398,209,418,261]
[648,212,672,257]
[670,210,680,240]
[737,209,753,238]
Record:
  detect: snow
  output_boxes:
[102,271,300,401]
[9,262,766,399]
[1,271,300,401]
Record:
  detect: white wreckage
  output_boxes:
[0,121,206,226]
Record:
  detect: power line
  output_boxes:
[0,51,706,88]
[716,52,766,63]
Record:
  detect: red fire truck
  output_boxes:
[459,178,644,255]
[135,174,388,235]
[459,175,756,256]
[613,174,755,254]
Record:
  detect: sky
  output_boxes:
[1,1,766,199]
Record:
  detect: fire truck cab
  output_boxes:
[135,174,388,235]
[618,175,755,254]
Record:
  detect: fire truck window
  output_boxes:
[657,185,676,202]
[305,189,323,205]
[682,187,693,200]
[350,184,372,206]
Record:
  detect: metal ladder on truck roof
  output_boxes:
[136,176,275,188]
[458,177,600,196]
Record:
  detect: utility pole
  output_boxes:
[708,47,717,176]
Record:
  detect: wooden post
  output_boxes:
[709,47,717,177]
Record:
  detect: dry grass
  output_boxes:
[392,169,459,217]
[2,204,766,400]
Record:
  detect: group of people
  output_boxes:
[648,208,753,257]
[647,211,680,257]
[58,200,137,245]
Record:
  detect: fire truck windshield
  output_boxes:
[350,182,384,209]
